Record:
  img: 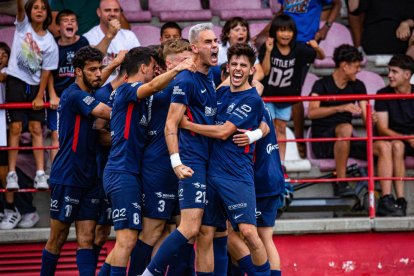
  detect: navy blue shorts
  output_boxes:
[202,179,226,230]
[97,180,112,226]
[103,171,143,231]
[179,165,207,210]
[256,195,283,227]
[208,175,257,231]
[50,184,100,224]
[47,108,58,131]
[141,167,178,220]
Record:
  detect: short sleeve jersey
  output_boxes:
[143,83,174,172]
[50,83,100,187]
[278,0,332,43]
[310,75,367,128]
[170,70,217,166]
[94,82,113,178]
[105,82,148,174]
[6,15,58,85]
[208,86,265,183]
[254,106,285,197]
[375,86,414,135]
[259,42,316,106]
[53,36,89,97]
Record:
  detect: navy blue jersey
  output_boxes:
[105,82,148,174]
[208,86,264,183]
[143,83,173,172]
[50,83,100,187]
[170,70,217,166]
[254,106,285,197]
[52,36,89,97]
[94,82,113,178]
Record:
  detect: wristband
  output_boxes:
[245,129,263,144]
[170,153,182,168]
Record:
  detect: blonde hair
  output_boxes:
[163,39,191,59]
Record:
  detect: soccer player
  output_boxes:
[142,23,219,276]
[100,46,195,276]
[40,46,112,276]
[178,43,270,275]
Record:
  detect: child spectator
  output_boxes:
[160,21,182,44]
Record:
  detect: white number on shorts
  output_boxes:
[65,205,72,217]
[178,189,183,197]
[195,191,206,203]
[158,200,165,212]
[133,213,140,225]
[112,208,126,219]
[50,199,58,208]
[106,208,112,220]
[268,68,293,88]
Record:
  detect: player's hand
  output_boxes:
[173,164,194,179]
[233,128,250,147]
[265,37,274,52]
[112,49,128,66]
[49,94,60,110]
[32,97,44,110]
[107,19,121,39]
[179,115,190,130]
[174,57,196,73]
[396,21,411,41]
[339,103,361,114]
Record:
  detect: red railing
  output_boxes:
[1,94,414,218]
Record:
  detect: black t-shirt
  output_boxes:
[350,0,414,55]
[310,75,367,128]
[259,42,316,107]
[375,86,414,135]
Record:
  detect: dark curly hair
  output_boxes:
[72,46,103,70]
[333,44,363,68]
[25,0,53,30]
[227,43,256,66]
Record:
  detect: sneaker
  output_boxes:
[333,181,356,197]
[6,171,19,191]
[0,208,21,230]
[396,197,407,216]
[377,195,404,217]
[17,212,40,228]
[34,172,49,190]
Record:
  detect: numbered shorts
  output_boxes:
[255,195,283,228]
[103,171,143,231]
[179,165,208,210]
[208,175,257,231]
[50,184,100,224]
[97,180,112,226]
[141,167,179,220]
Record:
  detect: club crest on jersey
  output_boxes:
[205,106,217,116]
[83,96,95,105]
[227,103,236,114]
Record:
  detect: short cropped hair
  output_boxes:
[333,44,363,68]
[72,46,103,70]
[123,46,157,76]
[388,54,414,74]
[25,0,53,30]
[55,9,77,25]
[188,23,214,44]
[220,17,250,46]
[163,39,191,59]
[160,22,182,38]
[227,43,256,66]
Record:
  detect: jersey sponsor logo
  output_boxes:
[266,143,279,154]
[205,106,217,117]
[64,196,80,205]
[228,203,247,210]
[83,96,95,105]
[139,115,148,126]
[201,88,206,94]
[131,202,141,210]
[233,104,251,119]
[255,208,262,218]
[192,182,206,190]
[283,0,309,14]
[172,86,185,95]
[234,213,244,220]
[155,192,176,200]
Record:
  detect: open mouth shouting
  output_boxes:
[210,50,218,65]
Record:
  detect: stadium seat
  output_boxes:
[356,70,385,105]
[148,0,212,22]
[305,128,367,172]
[181,24,222,42]
[405,156,414,169]
[131,25,161,46]
[0,14,14,25]
[0,26,15,48]
[301,72,319,117]
[285,127,312,172]
[249,22,268,38]
[118,0,152,22]
[209,0,273,20]
[314,22,366,68]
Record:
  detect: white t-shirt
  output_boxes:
[6,15,58,85]
[0,67,6,146]
[218,42,260,66]
[84,25,140,83]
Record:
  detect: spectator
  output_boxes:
[83,0,140,83]
[308,44,366,197]
[160,21,182,44]
[259,14,324,164]
[5,0,58,192]
[374,54,414,217]
[48,0,130,37]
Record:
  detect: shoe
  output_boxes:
[6,171,19,191]
[34,171,49,190]
[17,212,40,228]
[375,55,392,67]
[333,181,356,197]
[0,208,21,230]
[396,197,407,216]
[377,195,404,217]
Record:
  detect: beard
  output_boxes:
[83,73,101,91]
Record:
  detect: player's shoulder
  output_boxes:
[176,69,194,79]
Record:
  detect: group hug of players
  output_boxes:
[40,23,286,276]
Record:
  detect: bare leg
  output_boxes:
[373,141,393,196]
[391,140,405,198]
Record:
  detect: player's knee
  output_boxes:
[77,232,95,249]
[9,123,22,136]
[117,231,138,252]
[95,229,111,247]
[196,227,214,247]
[46,228,69,253]
[336,123,353,137]
[141,227,164,245]
[392,140,405,156]
[240,226,261,250]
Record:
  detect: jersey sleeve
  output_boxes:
[355,80,367,95]
[374,88,388,112]
[170,72,192,106]
[70,91,100,117]
[227,96,264,130]
[310,78,326,96]
[126,82,141,102]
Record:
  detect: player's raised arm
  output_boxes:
[179,117,237,140]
